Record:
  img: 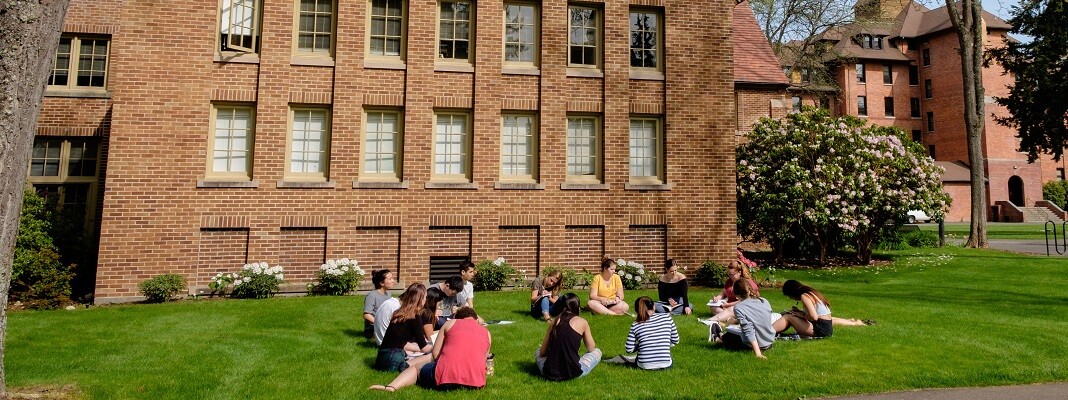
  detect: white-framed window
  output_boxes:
[501,113,538,182]
[362,110,403,182]
[438,0,473,63]
[568,5,600,69]
[503,2,538,66]
[433,112,472,182]
[629,9,661,71]
[48,35,109,90]
[208,104,255,180]
[219,0,261,53]
[287,107,331,181]
[368,0,405,59]
[294,0,336,56]
[566,115,602,183]
[629,117,663,184]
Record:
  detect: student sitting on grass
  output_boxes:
[707,260,760,323]
[709,279,774,359]
[774,279,871,338]
[536,293,602,381]
[363,269,395,339]
[588,258,630,315]
[370,306,491,392]
[531,270,563,320]
[374,283,433,372]
[421,287,445,342]
[608,296,679,370]
[655,259,692,315]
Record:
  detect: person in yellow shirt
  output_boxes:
[587,258,630,315]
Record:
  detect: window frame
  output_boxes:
[910,98,921,118]
[206,103,256,181]
[437,0,474,65]
[855,63,866,83]
[883,97,894,118]
[27,138,100,184]
[628,116,664,185]
[628,8,662,73]
[292,0,338,58]
[908,65,919,85]
[567,5,602,70]
[432,111,473,183]
[565,114,603,184]
[927,111,935,132]
[882,64,892,84]
[499,112,539,183]
[361,108,404,183]
[857,95,868,116]
[924,78,933,99]
[502,2,540,68]
[286,106,332,182]
[366,0,407,62]
[922,48,931,66]
[47,35,110,92]
[218,0,263,54]
[791,96,802,113]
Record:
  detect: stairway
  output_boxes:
[1019,207,1064,223]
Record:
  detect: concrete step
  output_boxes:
[1019,207,1064,223]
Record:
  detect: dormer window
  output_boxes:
[857,34,882,50]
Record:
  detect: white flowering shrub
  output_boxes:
[474,257,517,291]
[210,262,285,299]
[312,258,365,295]
[737,108,950,265]
[615,259,654,290]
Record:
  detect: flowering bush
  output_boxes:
[311,258,365,295]
[615,259,654,290]
[210,262,285,299]
[474,257,518,291]
[541,266,591,289]
[737,108,950,264]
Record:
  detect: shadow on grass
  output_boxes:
[514,360,541,377]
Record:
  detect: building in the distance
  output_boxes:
[733,0,791,138]
[782,0,1062,222]
[32,0,754,303]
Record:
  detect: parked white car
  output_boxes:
[907,210,931,224]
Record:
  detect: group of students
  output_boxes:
[361,255,871,391]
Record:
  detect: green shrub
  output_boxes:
[11,189,74,309]
[903,230,940,248]
[229,262,285,299]
[614,258,654,290]
[541,266,590,289]
[693,260,728,288]
[139,274,187,303]
[474,257,517,291]
[1043,180,1068,209]
[311,258,365,295]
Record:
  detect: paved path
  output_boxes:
[821,382,1068,400]
[944,238,1068,256]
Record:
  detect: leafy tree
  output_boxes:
[737,108,950,265]
[1042,180,1068,210]
[987,0,1068,162]
[11,189,73,309]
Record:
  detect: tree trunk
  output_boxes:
[0,0,70,395]
[946,0,988,248]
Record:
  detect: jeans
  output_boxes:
[531,296,552,318]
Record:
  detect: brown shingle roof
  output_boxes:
[917,5,1012,36]
[733,1,789,85]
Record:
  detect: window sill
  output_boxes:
[494,181,545,190]
[435,63,474,73]
[561,182,609,190]
[353,180,409,189]
[625,182,671,191]
[629,70,665,81]
[197,180,259,188]
[424,181,480,190]
[364,59,407,70]
[291,57,335,67]
[44,89,111,98]
[566,68,604,78]
[502,66,541,76]
[214,52,260,64]
[276,180,336,189]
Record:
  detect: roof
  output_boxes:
[916,5,1013,36]
[732,1,790,85]
[935,161,972,182]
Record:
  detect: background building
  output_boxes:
[33,0,751,303]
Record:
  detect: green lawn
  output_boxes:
[917,222,1059,240]
[8,247,1068,400]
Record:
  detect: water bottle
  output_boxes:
[486,353,495,376]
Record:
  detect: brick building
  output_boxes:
[733,0,790,137]
[783,0,1059,222]
[32,0,755,303]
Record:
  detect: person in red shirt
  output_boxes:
[370,306,491,392]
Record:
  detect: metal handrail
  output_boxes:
[1044,221,1068,256]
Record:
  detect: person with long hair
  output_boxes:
[588,258,630,315]
[613,296,679,369]
[774,279,870,338]
[707,260,760,323]
[710,279,774,359]
[655,259,691,315]
[370,307,492,392]
[531,270,563,320]
[374,283,433,372]
[364,269,396,339]
[422,287,446,343]
[536,293,602,380]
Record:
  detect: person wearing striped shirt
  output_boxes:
[622,296,680,370]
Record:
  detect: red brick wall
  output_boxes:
[196,228,249,289]
[276,228,327,283]
[621,225,667,273]
[498,227,539,279]
[560,226,605,273]
[348,227,401,277]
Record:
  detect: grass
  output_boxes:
[916,222,1059,240]
[8,247,1068,400]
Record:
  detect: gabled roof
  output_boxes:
[916,5,1013,36]
[732,0,790,86]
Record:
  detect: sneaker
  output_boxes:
[604,355,629,364]
[863,318,877,326]
[708,322,722,342]
[776,333,801,341]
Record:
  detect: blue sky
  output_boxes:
[981,0,1018,20]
